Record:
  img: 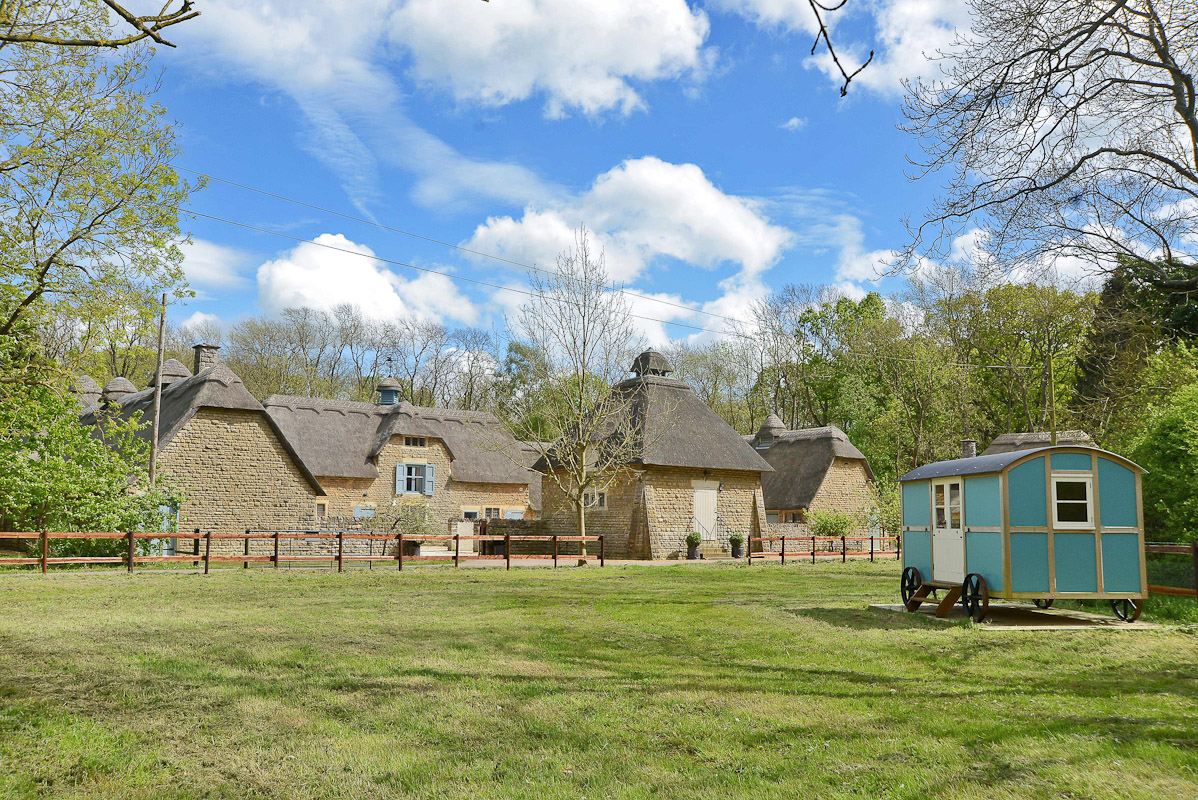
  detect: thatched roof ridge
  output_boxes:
[82,364,325,495]
[981,430,1093,455]
[754,425,873,511]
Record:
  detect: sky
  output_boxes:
[156,0,973,345]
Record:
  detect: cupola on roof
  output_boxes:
[631,350,672,377]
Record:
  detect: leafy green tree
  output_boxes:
[0,385,174,541]
[1134,383,1198,543]
[1,6,194,387]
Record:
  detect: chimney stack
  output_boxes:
[192,343,220,374]
[961,439,977,459]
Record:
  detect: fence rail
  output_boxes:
[0,530,605,573]
[747,535,900,564]
[1145,542,1198,600]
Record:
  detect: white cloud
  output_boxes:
[466,156,793,283]
[709,1,820,35]
[779,116,807,132]
[181,311,223,331]
[256,234,478,324]
[391,0,712,118]
[180,239,252,289]
[178,1,712,209]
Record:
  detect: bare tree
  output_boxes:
[0,1,199,49]
[901,0,1198,292]
[497,227,644,553]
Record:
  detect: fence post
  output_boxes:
[337,532,344,573]
[553,535,558,569]
[127,530,135,573]
[1192,542,1198,600]
[454,534,460,568]
[274,533,280,568]
[812,536,816,564]
[870,535,875,563]
[40,531,48,574]
[842,535,847,564]
[244,529,251,569]
[204,531,212,574]
[505,531,511,571]
[600,535,605,567]
[781,535,785,565]
[398,532,404,572]
[193,528,201,568]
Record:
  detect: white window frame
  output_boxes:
[583,491,607,509]
[1051,475,1094,530]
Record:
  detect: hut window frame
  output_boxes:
[1051,475,1093,530]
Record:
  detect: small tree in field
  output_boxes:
[499,228,643,554]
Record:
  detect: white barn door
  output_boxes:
[692,480,719,543]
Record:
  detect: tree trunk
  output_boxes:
[576,500,587,557]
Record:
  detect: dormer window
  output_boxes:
[405,436,426,447]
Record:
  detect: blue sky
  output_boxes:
[155,0,968,344]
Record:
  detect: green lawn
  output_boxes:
[2,563,1196,799]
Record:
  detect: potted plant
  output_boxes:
[728,533,745,559]
[685,532,701,560]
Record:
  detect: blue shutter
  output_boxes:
[396,464,405,495]
[424,463,435,496]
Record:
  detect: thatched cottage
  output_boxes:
[981,430,1093,455]
[536,350,772,559]
[263,388,540,524]
[79,344,326,545]
[745,417,874,529]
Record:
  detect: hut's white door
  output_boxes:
[931,479,965,583]
[692,481,719,542]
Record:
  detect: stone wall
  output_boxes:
[540,467,766,560]
[807,458,873,535]
[317,436,535,523]
[162,407,318,555]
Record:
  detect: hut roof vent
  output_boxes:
[631,350,672,377]
[101,377,136,407]
[151,358,192,388]
[376,377,401,406]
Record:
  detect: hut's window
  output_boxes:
[463,510,479,520]
[404,464,426,494]
[583,491,607,508]
[315,502,327,519]
[405,436,426,447]
[484,507,501,519]
[934,482,962,528]
[1052,477,1093,529]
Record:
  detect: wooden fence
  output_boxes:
[1145,542,1198,600]
[747,535,901,564]
[0,530,605,573]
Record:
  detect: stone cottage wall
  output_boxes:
[540,467,765,560]
[163,408,318,555]
[808,457,873,535]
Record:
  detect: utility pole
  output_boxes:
[1047,345,1058,446]
[149,292,167,485]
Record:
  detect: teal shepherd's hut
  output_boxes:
[898,444,1147,622]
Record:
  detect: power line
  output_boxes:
[185,208,1033,372]
[178,166,743,326]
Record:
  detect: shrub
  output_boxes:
[728,533,744,547]
[1134,383,1198,543]
[685,531,701,548]
[808,510,855,538]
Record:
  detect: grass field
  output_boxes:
[2,562,1197,799]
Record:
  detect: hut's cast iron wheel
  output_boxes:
[900,567,922,608]
[961,573,990,622]
[1111,598,1142,622]
[1034,598,1054,609]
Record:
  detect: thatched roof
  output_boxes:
[72,374,102,411]
[753,425,873,511]
[81,364,325,495]
[981,430,1093,455]
[535,367,773,474]
[151,358,192,388]
[264,397,536,487]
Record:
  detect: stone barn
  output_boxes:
[79,344,325,547]
[746,417,874,531]
[536,350,772,559]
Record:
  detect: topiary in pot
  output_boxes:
[685,531,701,560]
[728,532,745,559]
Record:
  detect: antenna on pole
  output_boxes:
[149,292,167,485]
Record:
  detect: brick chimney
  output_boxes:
[961,439,977,459]
[193,342,220,374]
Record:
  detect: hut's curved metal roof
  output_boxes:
[899,446,1144,482]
